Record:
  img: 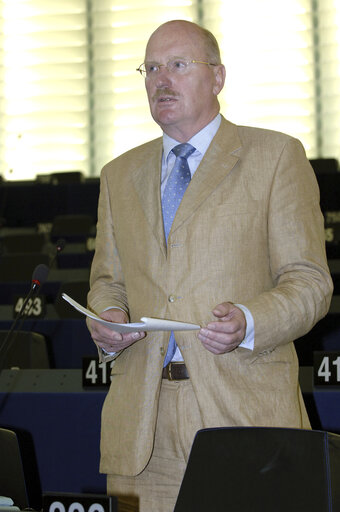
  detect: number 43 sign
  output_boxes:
[314,351,340,386]
[13,295,46,318]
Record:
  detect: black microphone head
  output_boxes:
[56,238,66,252]
[31,263,49,288]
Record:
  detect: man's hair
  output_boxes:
[195,25,222,65]
[149,20,222,65]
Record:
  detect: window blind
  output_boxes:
[0,0,340,180]
[203,0,317,157]
[0,3,5,175]
[315,0,340,161]
[90,0,196,175]
[1,0,89,180]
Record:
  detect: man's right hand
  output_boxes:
[89,308,146,353]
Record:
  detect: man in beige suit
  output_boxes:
[87,20,333,512]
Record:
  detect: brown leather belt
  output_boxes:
[162,362,189,380]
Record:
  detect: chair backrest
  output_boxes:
[55,280,89,318]
[174,427,340,512]
[0,428,42,510]
[309,158,339,174]
[0,233,45,254]
[0,331,50,369]
[0,253,50,282]
[0,428,29,509]
[51,214,94,242]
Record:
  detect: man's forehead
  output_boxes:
[145,26,204,60]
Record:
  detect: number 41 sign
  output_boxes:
[314,351,340,386]
[82,357,114,388]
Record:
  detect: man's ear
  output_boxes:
[213,64,226,96]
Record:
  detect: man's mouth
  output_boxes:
[152,90,178,103]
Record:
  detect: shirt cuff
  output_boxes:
[235,304,254,351]
[102,348,116,356]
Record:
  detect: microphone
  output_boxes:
[50,238,66,268]
[12,263,49,321]
[0,264,49,370]
[0,238,65,371]
[56,237,66,253]
[32,264,49,285]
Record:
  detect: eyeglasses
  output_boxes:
[136,58,217,77]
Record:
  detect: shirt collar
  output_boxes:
[162,113,222,162]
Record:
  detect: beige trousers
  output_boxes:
[107,379,204,512]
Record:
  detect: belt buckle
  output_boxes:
[167,362,174,380]
[166,361,183,380]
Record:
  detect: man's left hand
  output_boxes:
[198,302,247,354]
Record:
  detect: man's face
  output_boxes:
[144,22,225,142]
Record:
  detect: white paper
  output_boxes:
[62,293,200,333]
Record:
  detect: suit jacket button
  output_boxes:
[168,295,175,303]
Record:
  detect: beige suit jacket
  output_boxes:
[88,117,333,476]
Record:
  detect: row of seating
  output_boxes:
[1,424,339,511]
[0,168,339,371]
[0,211,97,370]
[0,168,339,508]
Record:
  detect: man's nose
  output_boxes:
[154,65,173,86]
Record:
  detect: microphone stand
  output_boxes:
[0,239,66,372]
[0,264,49,372]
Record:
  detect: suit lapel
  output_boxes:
[171,117,242,235]
[129,118,242,252]
[130,139,167,255]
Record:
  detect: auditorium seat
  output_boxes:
[51,214,95,243]
[46,171,84,184]
[0,232,46,254]
[174,427,340,512]
[56,242,94,269]
[0,253,50,282]
[0,427,42,510]
[55,280,90,318]
[0,331,50,369]
[310,158,339,174]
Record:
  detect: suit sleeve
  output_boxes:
[87,165,129,317]
[243,137,333,354]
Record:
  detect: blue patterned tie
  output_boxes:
[162,143,196,366]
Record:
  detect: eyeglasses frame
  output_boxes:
[136,59,217,77]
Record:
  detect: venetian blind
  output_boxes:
[315,0,340,161]
[89,0,196,174]
[203,0,318,157]
[0,2,4,174]
[1,0,340,180]
[0,0,89,180]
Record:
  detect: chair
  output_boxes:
[36,171,84,184]
[51,214,95,243]
[0,427,41,510]
[50,171,84,184]
[55,280,90,318]
[0,253,50,282]
[174,427,340,512]
[309,158,339,174]
[0,233,45,254]
[0,331,50,370]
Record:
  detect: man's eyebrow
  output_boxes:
[145,56,189,62]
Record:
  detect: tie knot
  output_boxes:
[172,143,195,160]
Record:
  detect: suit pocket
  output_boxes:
[250,344,296,366]
[213,199,260,216]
